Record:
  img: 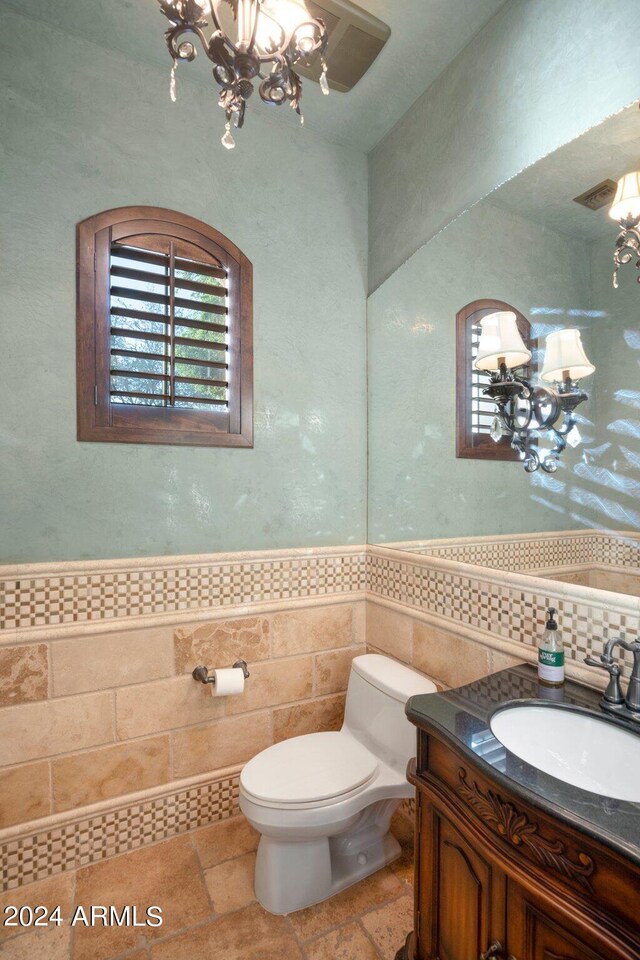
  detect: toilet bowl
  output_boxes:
[239,654,437,915]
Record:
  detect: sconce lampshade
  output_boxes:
[474,311,532,372]
[540,329,595,383]
[608,172,640,224]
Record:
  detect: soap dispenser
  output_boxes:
[537,607,565,687]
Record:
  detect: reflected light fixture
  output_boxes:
[608,171,640,288]
[475,312,595,474]
[158,0,329,149]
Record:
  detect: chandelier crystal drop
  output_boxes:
[169,58,178,101]
[157,0,329,144]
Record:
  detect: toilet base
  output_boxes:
[253,799,403,916]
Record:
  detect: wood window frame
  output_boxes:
[76,206,253,447]
[456,299,535,462]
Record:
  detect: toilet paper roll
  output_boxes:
[212,666,245,697]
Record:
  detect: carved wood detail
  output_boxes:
[458,768,595,891]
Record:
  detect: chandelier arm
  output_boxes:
[207,0,224,33]
[165,22,211,60]
[246,0,261,56]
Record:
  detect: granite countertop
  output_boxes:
[405,663,640,867]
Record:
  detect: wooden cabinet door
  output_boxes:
[418,798,505,960]
[507,881,627,960]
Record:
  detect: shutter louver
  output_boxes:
[470,323,496,438]
[109,241,230,410]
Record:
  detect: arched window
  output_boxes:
[456,299,535,461]
[76,206,253,447]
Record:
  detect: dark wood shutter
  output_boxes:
[77,207,253,447]
[456,299,535,461]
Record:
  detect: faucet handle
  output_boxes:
[584,654,625,705]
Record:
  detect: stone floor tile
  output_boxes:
[302,920,380,960]
[192,814,259,870]
[150,903,303,960]
[288,868,404,942]
[360,896,414,960]
[0,924,71,960]
[0,871,75,945]
[204,851,256,914]
[72,836,211,960]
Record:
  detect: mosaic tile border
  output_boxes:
[367,546,640,680]
[384,529,640,573]
[0,769,241,892]
[3,534,637,634]
[0,547,367,632]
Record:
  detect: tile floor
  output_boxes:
[0,812,414,960]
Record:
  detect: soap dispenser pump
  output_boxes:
[537,607,565,687]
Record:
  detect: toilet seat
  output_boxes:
[240,732,378,809]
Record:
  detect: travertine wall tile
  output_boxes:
[52,736,170,812]
[490,649,524,673]
[352,599,366,645]
[273,694,346,743]
[116,675,224,740]
[0,644,48,707]
[0,692,114,767]
[412,622,492,688]
[366,603,413,662]
[314,646,365,696]
[226,656,313,716]
[172,712,272,779]
[0,762,50,828]
[174,617,271,674]
[52,627,174,697]
[271,605,353,657]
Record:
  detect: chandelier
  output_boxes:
[608,171,640,288]
[475,312,596,474]
[158,0,330,148]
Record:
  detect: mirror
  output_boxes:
[367,103,640,595]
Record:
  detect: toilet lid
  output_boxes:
[240,732,378,805]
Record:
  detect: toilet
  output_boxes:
[239,653,437,915]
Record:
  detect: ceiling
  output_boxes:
[11,0,508,152]
[491,103,640,243]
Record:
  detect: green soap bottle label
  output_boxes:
[539,650,564,667]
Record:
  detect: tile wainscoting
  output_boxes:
[1,536,636,891]
[367,541,639,685]
[0,547,367,891]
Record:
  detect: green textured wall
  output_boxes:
[585,236,640,532]
[367,199,595,543]
[0,8,368,563]
[369,0,640,293]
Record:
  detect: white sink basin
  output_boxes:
[490,705,640,802]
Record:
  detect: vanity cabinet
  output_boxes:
[399,724,640,960]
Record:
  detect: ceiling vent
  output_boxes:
[298,0,391,92]
[573,179,618,211]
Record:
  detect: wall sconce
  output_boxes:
[609,171,640,288]
[475,312,595,474]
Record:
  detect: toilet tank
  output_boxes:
[343,654,437,774]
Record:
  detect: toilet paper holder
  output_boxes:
[192,660,250,686]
